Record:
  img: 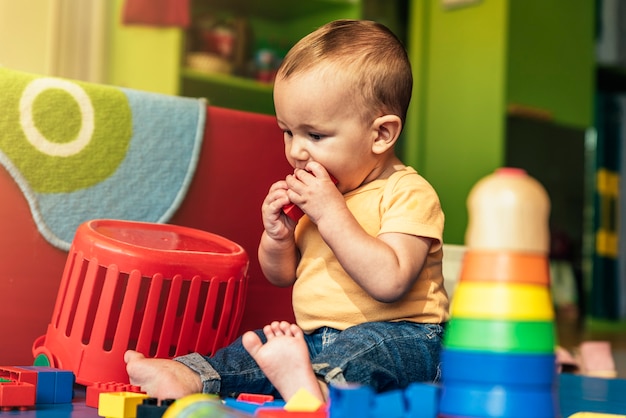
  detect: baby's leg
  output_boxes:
[242,321,325,402]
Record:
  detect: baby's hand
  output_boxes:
[124,350,202,400]
[283,171,337,222]
[284,164,340,224]
[261,180,297,240]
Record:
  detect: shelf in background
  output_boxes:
[182,67,274,93]
[181,67,275,115]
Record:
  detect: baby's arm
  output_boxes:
[319,210,432,303]
[124,350,202,400]
[258,180,300,287]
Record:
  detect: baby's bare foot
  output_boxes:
[242,321,324,402]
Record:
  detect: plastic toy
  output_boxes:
[87,382,145,408]
[98,391,149,418]
[255,408,326,417]
[450,281,555,320]
[283,388,324,412]
[282,202,306,222]
[161,393,248,418]
[282,173,337,222]
[0,367,39,411]
[136,398,176,418]
[237,393,275,404]
[223,396,285,414]
[0,379,36,411]
[440,168,558,418]
[18,366,74,404]
[0,366,38,387]
[32,219,250,387]
[328,382,439,418]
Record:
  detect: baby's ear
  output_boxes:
[372,115,402,154]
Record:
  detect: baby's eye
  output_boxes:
[283,130,293,137]
[309,133,324,140]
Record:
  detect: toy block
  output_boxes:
[0,380,36,411]
[136,398,176,418]
[403,382,440,418]
[282,172,337,222]
[98,391,149,418]
[225,393,284,415]
[238,393,275,404]
[569,414,626,417]
[369,389,405,418]
[18,366,74,403]
[328,384,374,418]
[255,407,326,417]
[282,203,305,222]
[0,366,38,386]
[87,382,145,408]
[284,388,324,412]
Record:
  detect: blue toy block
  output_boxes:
[328,384,374,418]
[370,389,404,418]
[17,366,74,404]
[329,382,440,418]
[403,382,440,418]
[223,397,285,414]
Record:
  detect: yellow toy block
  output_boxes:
[284,388,324,412]
[569,413,626,418]
[98,391,149,418]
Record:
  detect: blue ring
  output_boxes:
[442,348,557,386]
[439,381,558,418]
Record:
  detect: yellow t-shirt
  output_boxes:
[293,166,449,333]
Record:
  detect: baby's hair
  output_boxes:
[277,19,413,124]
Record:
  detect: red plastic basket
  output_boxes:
[32,219,249,386]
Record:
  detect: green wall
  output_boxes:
[507,0,594,129]
[406,1,509,245]
[404,0,594,245]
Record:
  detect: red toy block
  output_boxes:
[255,407,327,417]
[0,366,38,386]
[282,203,305,222]
[282,173,337,222]
[86,382,145,408]
[237,393,275,404]
[0,380,36,411]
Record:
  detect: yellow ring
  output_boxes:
[451,282,554,320]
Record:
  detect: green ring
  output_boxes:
[443,317,556,353]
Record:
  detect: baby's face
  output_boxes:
[273,70,381,193]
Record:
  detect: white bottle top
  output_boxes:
[465,168,551,254]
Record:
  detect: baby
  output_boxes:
[125,19,449,403]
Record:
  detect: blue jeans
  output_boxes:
[175,321,445,399]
